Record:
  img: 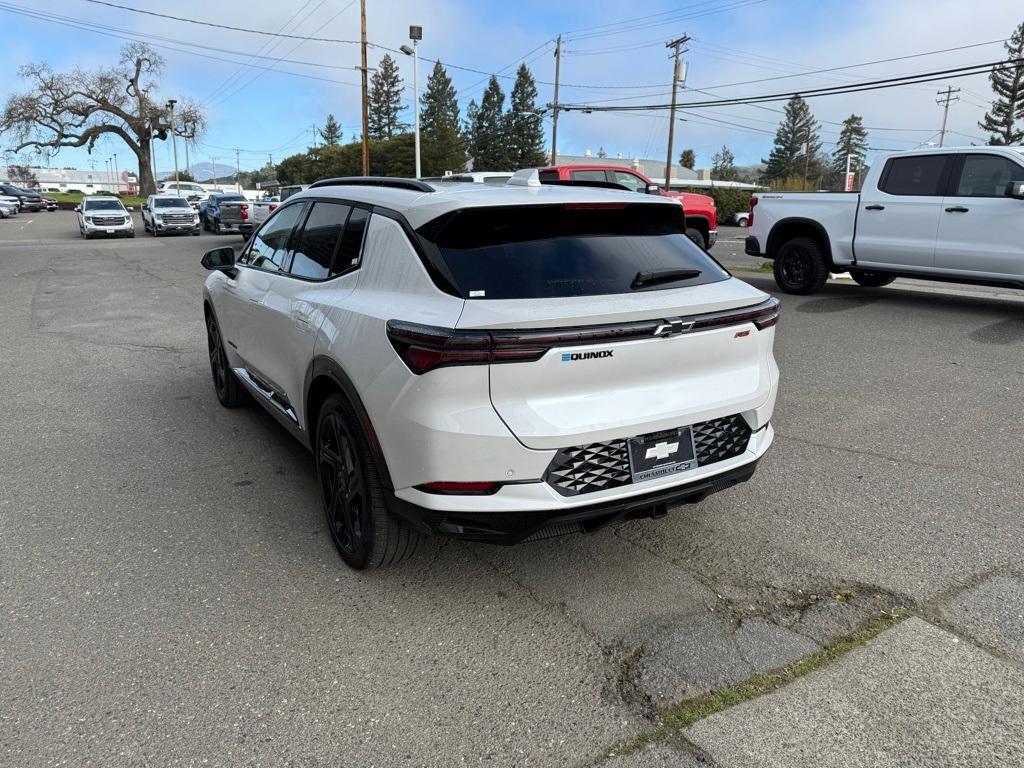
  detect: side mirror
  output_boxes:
[201,246,237,274]
[125,205,134,211]
[645,183,661,195]
[141,204,149,212]
[73,206,81,213]
[1004,181,1024,200]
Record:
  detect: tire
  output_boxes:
[850,269,896,288]
[206,311,245,408]
[202,216,210,232]
[773,237,830,295]
[127,231,135,238]
[151,226,159,237]
[685,227,706,249]
[316,394,421,571]
[213,218,222,235]
[192,230,201,236]
[736,216,749,227]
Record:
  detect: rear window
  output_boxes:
[217,195,247,203]
[418,203,729,300]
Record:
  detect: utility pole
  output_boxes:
[234,148,241,193]
[211,157,219,190]
[550,34,561,165]
[936,86,960,147]
[166,99,180,195]
[663,34,690,191]
[359,0,369,175]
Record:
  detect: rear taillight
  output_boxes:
[691,297,779,332]
[417,481,502,495]
[269,203,278,212]
[748,196,757,228]
[386,322,546,374]
[240,203,249,220]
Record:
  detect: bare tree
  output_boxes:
[7,164,38,188]
[0,43,204,195]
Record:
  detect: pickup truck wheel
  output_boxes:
[316,394,421,571]
[214,219,222,235]
[202,217,210,231]
[850,269,896,288]
[686,227,705,249]
[774,237,829,295]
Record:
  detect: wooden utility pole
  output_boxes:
[360,0,370,175]
[550,35,561,165]
[936,86,960,147]
[663,35,689,192]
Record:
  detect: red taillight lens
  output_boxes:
[691,297,779,332]
[240,203,249,220]
[418,481,502,495]
[386,321,546,374]
[748,196,757,228]
[269,203,278,212]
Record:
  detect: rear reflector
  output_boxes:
[418,481,502,495]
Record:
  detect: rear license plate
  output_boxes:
[628,427,697,483]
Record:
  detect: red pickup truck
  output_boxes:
[538,164,718,249]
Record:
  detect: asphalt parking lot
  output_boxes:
[2,213,1023,766]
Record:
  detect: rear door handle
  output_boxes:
[945,206,969,213]
[864,204,884,211]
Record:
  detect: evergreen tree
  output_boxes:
[831,114,868,177]
[368,54,406,140]
[319,114,342,146]
[467,76,510,170]
[710,145,738,181]
[979,20,1024,145]
[504,64,548,169]
[419,61,466,175]
[678,148,696,169]
[762,95,822,185]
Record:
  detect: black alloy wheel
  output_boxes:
[206,312,243,407]
[318,411,369,563]
[773,237,829,295]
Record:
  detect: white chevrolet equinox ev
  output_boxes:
[200,173,780,570]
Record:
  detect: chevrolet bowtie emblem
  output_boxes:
[653,318,694,337]
[645,441,679,460]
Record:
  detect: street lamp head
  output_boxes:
[166,99,177,110]
[409,25,422,41]
[399,44,414,56]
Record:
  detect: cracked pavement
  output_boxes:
[2,219,1023,766]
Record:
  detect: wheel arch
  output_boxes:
[685,214,710,239]
[303,356,395,491]
[766,217,835,268]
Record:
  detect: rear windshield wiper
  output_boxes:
[631,268,702,289]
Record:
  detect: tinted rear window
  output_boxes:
[418,204,729,300]
[879,155,950,196]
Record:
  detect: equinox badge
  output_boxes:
[562,350,614,362]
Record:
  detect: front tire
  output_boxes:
[213,218,222,235]
[850,269,896,288]
[685,227,705,249]
[736,216,749,227]
[206,312,245,408]
[773,237,829,295]
[316,394,420,571]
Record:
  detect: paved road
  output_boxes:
[2,211,1022,766]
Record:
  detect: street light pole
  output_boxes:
[166,99,180,195]
[402,25,423,178]
[113,152,118,194]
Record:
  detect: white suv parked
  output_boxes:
[200,174,780,570]
[76,196,134,239]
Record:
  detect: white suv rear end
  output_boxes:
[201,176,779,569]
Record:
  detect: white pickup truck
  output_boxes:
[745,146,1024,294]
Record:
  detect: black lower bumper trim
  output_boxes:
[744,235,762,257]
[384,460,759,545]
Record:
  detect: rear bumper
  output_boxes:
[707,229,718,248]
[744,235,763,257]
[385,457,760,545]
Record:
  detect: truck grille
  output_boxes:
[92,215,126,225]
[544,414,752,496]
[160,213,194,225]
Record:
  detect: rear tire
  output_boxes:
[685,227,706,249]
[773,237,829,295]
[736,216,749,227]
[316,394,421,571]
[214,219,222,235]
[850,269,896,288]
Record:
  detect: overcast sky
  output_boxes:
[0,0,1021,177]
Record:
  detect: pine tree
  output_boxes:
[467,76,510,170]
[419,61,466,175]
[319,114,342,146]
[368,54,407,140]
[979,21,1024,145]
[762,95,822,185]
[710,145,738,181]
[831,114,868,177]
[504,64,548,169]
[678,149,696,170]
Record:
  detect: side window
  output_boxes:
[879,155,950,196]
[611,170,646,192]
[287,202,351,280]
[336,206,369,271]
[571,170,609,182]
[955,154,1024,198]
[538,170,559,184]
[240,203,305,272]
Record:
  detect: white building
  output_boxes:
[1,166,139,194]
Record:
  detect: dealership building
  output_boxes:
[1,165,139,194]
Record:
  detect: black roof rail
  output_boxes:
[537,178,633,192]
[308,176,435,193]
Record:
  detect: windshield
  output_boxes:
[418,203,729,300]
[84,200,125,211]
[154,198,191,208]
